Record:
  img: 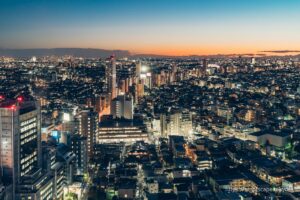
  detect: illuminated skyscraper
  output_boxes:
[0,98,45,199]
[120,79,126,94]
[135,80,144,102]
[135,60,141,79]
[202,59,208,75]
[108,55,117,100]
[144,73,152,89]
[71,134,87,175]
[171,64,177,82]
[78,109,99,159]
[251,57,256,65]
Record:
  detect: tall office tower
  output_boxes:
[135,61,142,79]
[135,80,144,101]
[94,94,109,115]
[160,110,192,137]
[171,64,177,82]
[0,98,42,198]
[78,109,99,159]
[94,95,101,113]
[71,134,87,175]
[120,79,125,94]
[108,55,117,101]
[144,73,152,89]
[168,112,181,135]
[125,78,129,93]
[180,110,193,137]
[160,114,168,137]
[111,95,133,120]
[61,111,77,135]
[153,73,161,87]
[251,57,256,65]
[160,71,166,85]
[172,64,177,74]
[202,59,208,75]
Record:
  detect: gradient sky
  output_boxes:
[0,0,300,55]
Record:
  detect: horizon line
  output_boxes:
[0,47,300,57]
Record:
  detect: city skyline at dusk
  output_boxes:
[1,0,300,56]
[1,1,300,199]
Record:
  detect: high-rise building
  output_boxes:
[160,110,193,137]
[111,95,133,120]
[120,79,126,94]
[202,59,208,76]
[61,111,77,134]
[135,61,141,79]
[78,109,98,159]
[0,98,51,199]
[94,94,109,115]
[135,80,144,102]
[125,78,130,93]
[108,55,117,101]
[144,73,152,89]
[180,110,193,137]
[168,112,181,135]
[160,114,168,137]
[251,57,256,65]
[171,64,177,83]
[71,135,88,175]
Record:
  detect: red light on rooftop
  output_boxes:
[10,105,16,110]
[0,95,4,100]
[17,96,23,102]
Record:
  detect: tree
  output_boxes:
[65,192,78,200]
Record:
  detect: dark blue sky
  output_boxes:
[1,0,300,55]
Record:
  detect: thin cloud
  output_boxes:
[260,50,300,53]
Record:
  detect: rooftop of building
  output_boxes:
[99,117,145,128]
[250,129,293,137]
[0,96,36,111]
[284,176,300,183]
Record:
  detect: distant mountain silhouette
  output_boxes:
[0,48,299,59]
[0,48,131,58]
[133,53,263,58]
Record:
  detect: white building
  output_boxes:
[111,95,133,119]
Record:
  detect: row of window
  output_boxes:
[21,134,37,145]
[21,151,37,164]
[20,117,36,127]
[20,128,37,140]
[21,156,37,170]
[21,165,33,177]
[20,122,37,133]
